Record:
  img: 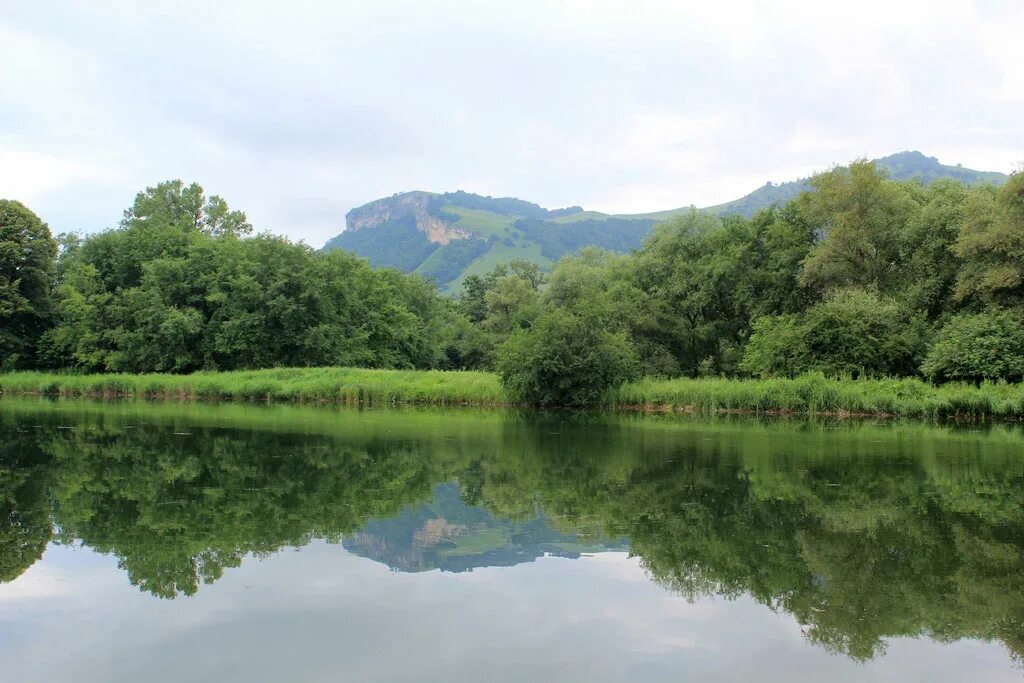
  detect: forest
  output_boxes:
[2,161,1023,406]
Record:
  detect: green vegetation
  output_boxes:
[29,181,449,373]
[740,290,926,378]
[612,373,1024,419]
[921,310,1024,383]
[491,162,1023,405]
[322,151,1008,292]
[0,367,503,404]
[0,200,56,369]
[2,154,1022,411]
[496,308,640,406]
[5,369,1024,418]
[1,400,1022,661]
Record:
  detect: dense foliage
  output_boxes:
[489,162,1023,403]
[496,308,639,406]
[33,182,447,373]
[0,200,56,369]
[3,159,1022,405]
[921,310,1024,384]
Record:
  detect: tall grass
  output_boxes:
[608,373,1024,420]
[2,369,1024,419]
[0,367,504,406]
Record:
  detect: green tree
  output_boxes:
[40,180,450,373]
[632,208,813,376]
[901,179,968,319]
[122,180,252,238]
[0,200,57,368]
[954,171,1024,307]
[799,161,922,294]
[921,310,1024,383]
[741,289,926,378]
[496,307,640,406]
[452,260,544,369]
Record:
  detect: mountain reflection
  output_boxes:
[1,400,1023,663]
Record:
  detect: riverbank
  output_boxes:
[0,368,505,405]
[2,368,1023,419]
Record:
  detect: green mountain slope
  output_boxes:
[322,151,1008,293]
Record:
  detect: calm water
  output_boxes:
[1,399,1022,681]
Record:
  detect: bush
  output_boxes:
[741,289,926,378]
[921,310,1024,383]
[495,309,640,406]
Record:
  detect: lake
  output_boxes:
[1,398,1022,681]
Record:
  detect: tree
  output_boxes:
[921,310,1024,383]
[122,180,252,237]
[495,308,639,406]
[452,260,544,369]
[631,208,813,376]
[741,289,926,378]
[798,161,922,295]
[954,171,1024,307]
[40,180,450,373]
[0,200,56,368]
[900,179,968,319]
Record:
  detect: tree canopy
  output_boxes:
[4,161,1024,404]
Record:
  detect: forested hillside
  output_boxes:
[323,151,1009,291]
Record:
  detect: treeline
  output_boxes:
[453,162,1024,404]
[1,182,446,372]
[2,163,1022,405]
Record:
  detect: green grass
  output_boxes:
[548,210,612,224]
[0,367,504,406]
[441,241,552,295]
[610,373,1024,420]
[3,369,1024,419]
[441,204,516,236]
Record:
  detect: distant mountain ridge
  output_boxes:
[343,483,624,572]
[322,151,1009,293]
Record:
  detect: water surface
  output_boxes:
[1,399,1022,681]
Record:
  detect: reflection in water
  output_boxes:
[345,482,627,572]
[1,399,1023,667]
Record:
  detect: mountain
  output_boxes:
[343,483,624,573]
[322,151,1009,293]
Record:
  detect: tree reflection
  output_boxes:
[0,405,1021,662]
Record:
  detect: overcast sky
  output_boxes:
[2,1,1022,247]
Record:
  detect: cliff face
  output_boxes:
[345,192,469,245]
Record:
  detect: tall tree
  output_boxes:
[122,180,252,237]
[0,200,56,368]
[954,171,1024,308]
[798,161,922,294]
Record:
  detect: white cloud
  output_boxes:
[0,0,1021,243]
[0,147,113,206]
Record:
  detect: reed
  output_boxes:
[0,368,505,406]
[609,373,1024,419]
[3,369,1024,419]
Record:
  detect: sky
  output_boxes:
[1,0,1022,247]
[3,544,1018,682]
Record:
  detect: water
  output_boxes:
[1,398,1022,681]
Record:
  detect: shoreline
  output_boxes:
[2,368,1023,421]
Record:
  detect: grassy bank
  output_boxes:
[613,374,1024,419]
[0,368,504,405]
[2,368,1024,419]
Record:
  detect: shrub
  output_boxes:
[495,309,640,406]
[921,310,1024,383]
[741,289,926,378]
